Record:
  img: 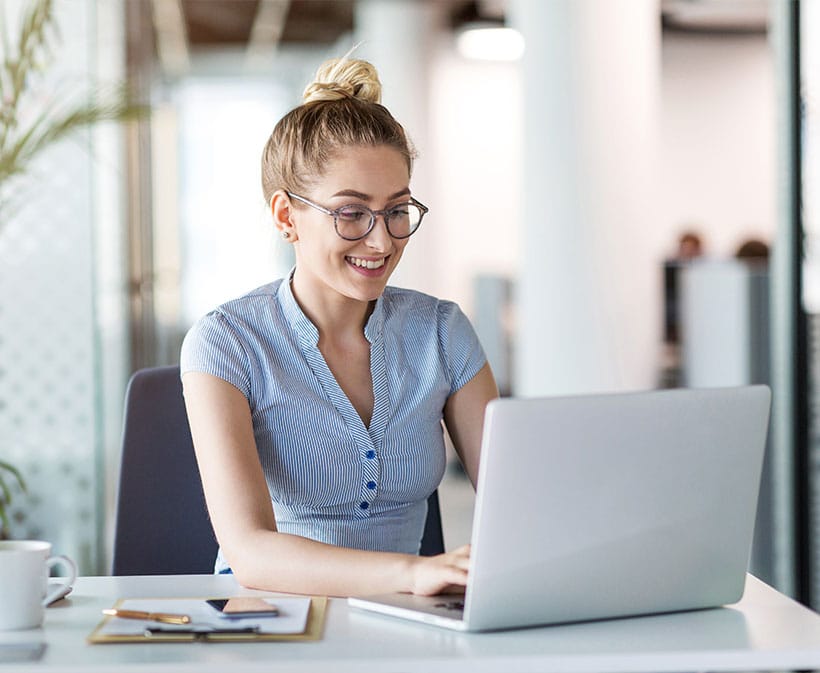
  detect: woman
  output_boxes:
[181,55,498,597]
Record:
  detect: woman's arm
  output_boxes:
[182,371,470,597]
[443,362,499,487]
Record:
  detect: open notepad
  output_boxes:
[88,596,326,643]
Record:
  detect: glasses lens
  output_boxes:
[335,205,373,240]
[386,204,423,238]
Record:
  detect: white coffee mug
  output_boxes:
[0,540,77,630]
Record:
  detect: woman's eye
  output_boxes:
[388,206,410,217]
[337,207,369,222]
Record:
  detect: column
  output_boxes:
[509,0,661,396]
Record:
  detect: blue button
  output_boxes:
[365,450,376,459]
[359,501,369,510]
[366,481,377,490]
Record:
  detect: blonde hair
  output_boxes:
[261,55,415,202]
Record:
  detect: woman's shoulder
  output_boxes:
[185,281,279,333]
[211,279,284,319]
[383,285,453,311]
[185,279,286,345]
[180,279,287,379]
[381,286,467,334]
[383,285,462,316]
[379,287,485,384]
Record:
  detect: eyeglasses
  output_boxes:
[286,191,429,241]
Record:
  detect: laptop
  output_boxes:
[348,385,771,632]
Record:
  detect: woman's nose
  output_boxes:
[364,214,392,250]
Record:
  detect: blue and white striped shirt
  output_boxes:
[180,272,486,571]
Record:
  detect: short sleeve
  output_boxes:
[180,311,252,398]
[437,301,488,395]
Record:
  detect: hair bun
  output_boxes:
[302,57,382,105]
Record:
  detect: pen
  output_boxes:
[102,608,191,624]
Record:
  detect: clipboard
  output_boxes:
[88,596,327,643]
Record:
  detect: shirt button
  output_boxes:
[366,450,376,459]
[359,501,369,510]
[366,481,377,490]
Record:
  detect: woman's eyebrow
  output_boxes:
[331,188,412,201]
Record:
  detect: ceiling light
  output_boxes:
[456,24,525,62]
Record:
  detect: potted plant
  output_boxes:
[0,0,145,537]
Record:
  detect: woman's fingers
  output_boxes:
[410,545,472,596]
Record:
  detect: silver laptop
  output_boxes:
[348,385,771,631]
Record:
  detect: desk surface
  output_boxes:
[3,574,820,672]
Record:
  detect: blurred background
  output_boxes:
[1,0,818,610]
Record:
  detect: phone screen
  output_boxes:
[206,598,279,618]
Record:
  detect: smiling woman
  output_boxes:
[273,145,415,307]
[178,52,498,598]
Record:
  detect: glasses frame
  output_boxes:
[285,191,429,241]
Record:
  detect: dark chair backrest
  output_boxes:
[112,366,445,575]
[112,366,217,574]
[420,489,444,557]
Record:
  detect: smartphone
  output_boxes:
[206,598,279,619]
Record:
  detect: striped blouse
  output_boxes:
[180,271,486,572]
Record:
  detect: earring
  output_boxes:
[281,230,291,240]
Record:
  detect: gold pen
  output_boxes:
[102,608,191,625]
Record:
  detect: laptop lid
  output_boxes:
[349,385,771,631]
[462,385,771,631]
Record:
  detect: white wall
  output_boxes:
[428,46,522,316]
[660,31,777,258]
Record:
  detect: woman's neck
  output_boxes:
[290,271,374,340]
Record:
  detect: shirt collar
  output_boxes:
[364,292,385,345]
[278,267,319,345]
[277,267,386,346]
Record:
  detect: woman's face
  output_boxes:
[289,144,413,306]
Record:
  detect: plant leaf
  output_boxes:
[1,0,57,154]
[0,89,146,184]
[0,474,13,534]
[0,474,11,504]
[0,0,146,235]
[0,460,26,492]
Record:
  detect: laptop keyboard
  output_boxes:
[434,600,465,612]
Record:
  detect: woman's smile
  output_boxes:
[346,254,388,275]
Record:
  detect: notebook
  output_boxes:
[349,385,771,632]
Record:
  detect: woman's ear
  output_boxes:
[271,190,298,242]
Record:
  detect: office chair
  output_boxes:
[112,366,445,575]
[112,366,217,575]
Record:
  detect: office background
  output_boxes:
[0,0,816,608]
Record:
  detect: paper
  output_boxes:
[98,597,311,636]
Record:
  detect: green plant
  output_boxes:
[0,460,25,536]
[0,0,145,220]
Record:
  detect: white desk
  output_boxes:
[3,574,820,672]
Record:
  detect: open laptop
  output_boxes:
[348,385,771,631]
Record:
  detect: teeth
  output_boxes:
[348,257,385,270]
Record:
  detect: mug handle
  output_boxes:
[42,555,77,607]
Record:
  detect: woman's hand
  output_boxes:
[409,544,471,596]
